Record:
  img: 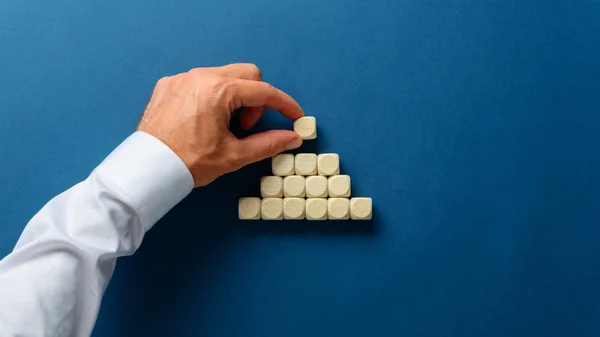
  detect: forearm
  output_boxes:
[0,132,193,336]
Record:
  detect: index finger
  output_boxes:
[228,79,304,121]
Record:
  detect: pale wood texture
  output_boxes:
[294,153,318,176]
[350,197,372,220]
[305,198,328,220]
[317,153,340,176]
[328,175,351,197]
[293,116,317,140]
[328,198,350,220]
[283,197,306,220]
[261,198,283,220]
[261,176,283,198]
[272,154,294,176]
[283,175,306,198]
[305,175,328,198]
[238,197,261,220]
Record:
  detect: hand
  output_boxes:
[137,64,304,187]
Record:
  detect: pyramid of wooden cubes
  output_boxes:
[238,117,372,220]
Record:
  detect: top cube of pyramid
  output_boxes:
[294,117,317,140]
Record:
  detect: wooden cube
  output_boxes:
[283,175,306,198]
[328,198,350,220]
[293,116,317,140]
[317,154,340,176]
[272,154,294,176]
[294,153,317,176]
[261,176,283,198]
[261,198,283,220]
[283,197,306,220]
[238,197,261,220]
[305,175,328,198]
[328,175,351,197]
[305,198,328,220]
[350,198,372,220]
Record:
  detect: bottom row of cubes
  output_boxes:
[239,197,372,220]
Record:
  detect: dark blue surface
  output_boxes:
[2,1,600,336]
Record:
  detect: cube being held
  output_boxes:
[293,116,317,140]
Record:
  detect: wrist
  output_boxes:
[94,132,194,229]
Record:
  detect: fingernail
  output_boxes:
[286,137,302,150]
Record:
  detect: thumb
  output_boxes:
[236,130,302,165]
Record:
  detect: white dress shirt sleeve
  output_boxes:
[0,131,194,337]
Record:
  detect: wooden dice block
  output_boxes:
[317,154,340,176]
[293,116,317,140]
[261,176,283,198]
[295,153,317,176]
[261,198,283,220]
[272,154,294,176]
[350,197,372,220]
[283,175,306,198]
[328,198,350,220]
[238,197,261,220]
[305,198,328,220]
[283,197,305,220]
[305,176,328,198]
[328,175,351,197]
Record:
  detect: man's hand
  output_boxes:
[137,63,304,187]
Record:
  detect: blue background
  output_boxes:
[1,1,600,336]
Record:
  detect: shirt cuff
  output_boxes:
[94,131,194,230]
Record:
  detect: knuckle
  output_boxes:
[209,75,229,87]
[156,76,170,86]
[188,67,204,75]
[265,83,276,97]
[186,69,207,83]
[264,83,279,105]
[224,152,244,169]
[197,76,235,109]
[206,77,231,96]
[186,69,213,84]
[265,140,278,158]
[245,63,262,79]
